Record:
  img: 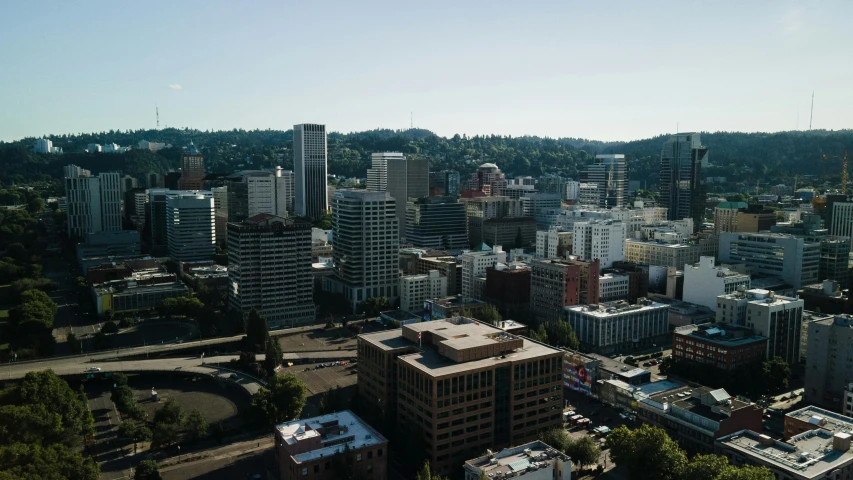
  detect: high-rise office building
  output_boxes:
[123,187,149,232]
[228,214,315,328]
[63,164,122,238]
[357,318,564,477]
[327,190,399,311]
[165,191,215,262]
[367,152,429,239]
[460,246,507,298]
[405,197,468,250]
[467,163,507,196]
[294,123,328,220]
[587,154,628,208]
[539,173,570,200]
[225,168,293,223]
[659,133,708,227]
[178,142,205,190]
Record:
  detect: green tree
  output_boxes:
[718,466,775,480]
[134,459,162,480]
[358,297,389,317]
[477,304,502,324]
[101,321,118,334]
[680,454,729,479]
[246,308,269,351]
[118,420,152,445]
[415,460,448,480]
[555,320,579,350]
[151,422,178,449]
[530,323,550,344]
[250,372,307,427]
[17,370,91,446]
[606,425,687,480]
[763,357,791,394]
[0,442,99,480]
[264,337,283,375]
[539,427,571,452]
[659,356,673,376]
[566,435,600,470]
[153,398,184,426]
[319,386,346,415]
[184,409,208,440]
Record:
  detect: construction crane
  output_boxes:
[822,149,849,194]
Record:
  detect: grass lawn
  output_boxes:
[0,309,8,320]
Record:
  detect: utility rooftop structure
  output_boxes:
[462,440,572,480]
[717,406,853,480]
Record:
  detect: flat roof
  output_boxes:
[566,300,667,318]
[718,429,853,479]
[674,324,767,347]
[464,440,569,477]
[359,329,415,352]
[276,410,386,464]
[787,406,853,433]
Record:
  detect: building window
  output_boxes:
[301,468,308,476]
[357,454,362,461]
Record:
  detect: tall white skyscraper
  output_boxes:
[63,164,122,238]
[293,123,328,220]
[327,190,400,312]
[165,191,215,262]
[572,219,626,269]
[367,152,429,239]
[228,214,315,328]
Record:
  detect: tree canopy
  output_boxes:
[250,372,307,427]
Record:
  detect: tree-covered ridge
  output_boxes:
[1,127,851,187]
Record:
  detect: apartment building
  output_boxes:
[536,229,573,259]
[530,258,600,325]
[716,289,804,365]
[572,220,626,269]
[63,164,122,238]
[357,318,564,477]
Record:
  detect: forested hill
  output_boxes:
[0,127,851,187]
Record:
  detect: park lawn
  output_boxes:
[0,309,8,320]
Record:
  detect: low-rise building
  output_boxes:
[274,410,388,480]
[717,406,853,480]
[625,238,702,268]
[400,270,447,313]
[92,273,189,315]
[648,295,715,328]
[682,256,751,312]
[599,273,630,302]
[798,280,853,315]
[563,299,669,355]
[672,324,767,371]
[463,440,572,480]
[637,386,762,453]
[424,295,488,320]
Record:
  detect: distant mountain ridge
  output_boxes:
[1,127,851,187]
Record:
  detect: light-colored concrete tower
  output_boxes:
[63,164,121,238]
[293,124,328,220]
[327,190,399,312]
[165,191,215,262]
[367,152,429,239]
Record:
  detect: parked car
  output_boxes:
[85,367,101,372]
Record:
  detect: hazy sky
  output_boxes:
[1,0,851,142]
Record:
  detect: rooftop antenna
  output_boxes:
[156,104,160,130]
[676,122,679,134]
[410,111,413,130]
[809,91,814,130]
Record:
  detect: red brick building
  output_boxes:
[672,323,767,371]
[275,410,388,480]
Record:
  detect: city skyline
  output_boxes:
[1,1,851,143]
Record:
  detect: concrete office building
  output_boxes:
[225,168,293,223]
[400,270,447,313]
[405,197,468,250]
[539,173,571,200]
[367,152,429,238]
[536,228,572,259]
[805,315,853,410]
[228,214,315,328]
[460,245,507,298]
[831,202,853,251]
[327,190,399,312]
[682,257,751,312]
[463,441,572,480]
[714,201,747,233]
[294,123,328,220]
[718,233,820,290]
[63,165,122,238]
[572,219,626,269]
[178,142,205,190]
[736,205,778,233]
[165,191,215,262]
[482,217,537,248]
[275,410,388,480]
[587,154,629,208]
[577,183,600,206]
[357,318,564,477]
[123,187,148,232]
[599,273,630,302]
[530,258,600,325]
[566,180,580,201]
[564,299,669,354]
[717,289,804,365]
[417,256,462,296]
[659,133,708,227]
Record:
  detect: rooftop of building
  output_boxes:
[464,440,570,478]
[747,277,793,292]
[432,295,486,308]
[646,385,750,420]
[716,201,748,209]
[647,295,715,316]
[275,410,387,464]
[625,238,696,248]
[718,428,853,479]
[93,277,187,296]
[584,353,650,378]
[674,323,767,347]
[367,318,561,376]
[565,298,666,317]
[718,288,801,306]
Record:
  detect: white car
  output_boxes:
[86,367,101,372]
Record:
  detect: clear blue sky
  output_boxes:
[1,0,850,142]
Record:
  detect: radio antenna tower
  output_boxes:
[156,105,160,129]
[410,111,413,129]
[809,91,814,130]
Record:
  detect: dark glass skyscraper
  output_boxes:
[659,133,708,228]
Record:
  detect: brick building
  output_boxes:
[530,257,600,326]
[672,323,767,371]
[275,410,388,480]
[357,318,563,477]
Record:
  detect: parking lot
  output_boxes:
[277,328,357,353]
